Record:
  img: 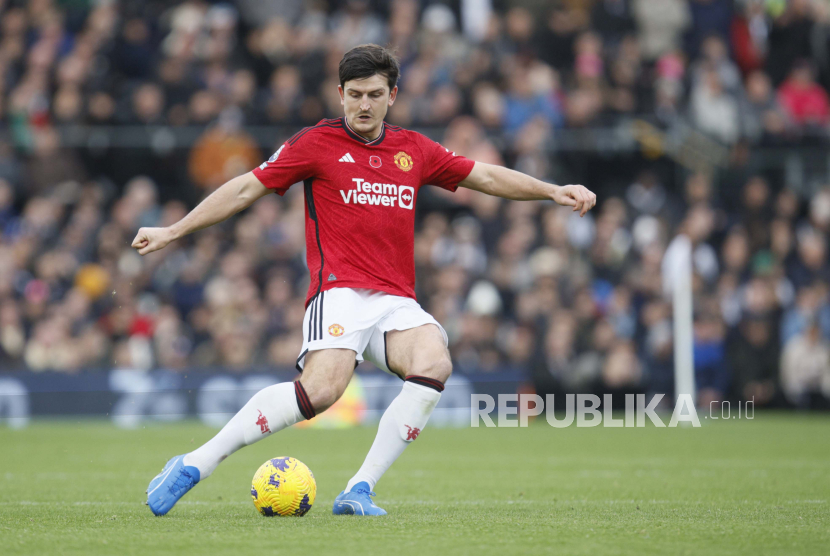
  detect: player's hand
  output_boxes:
[552,184,597,217]
[131,227,175,255]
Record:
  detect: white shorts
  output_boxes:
[296,287,448,376]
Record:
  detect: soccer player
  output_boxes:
[136,44,596,516]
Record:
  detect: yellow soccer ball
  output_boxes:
[251,457,316,517]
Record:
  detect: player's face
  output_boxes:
[338,74,397,139]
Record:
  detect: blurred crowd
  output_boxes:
[1,0,830,409]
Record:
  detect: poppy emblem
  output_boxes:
[369,155,382,168]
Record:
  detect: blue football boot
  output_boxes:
[146,455,200,516]
[332,481,387,516]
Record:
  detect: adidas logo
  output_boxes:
[338,153,355,163]
[328,273,337,281]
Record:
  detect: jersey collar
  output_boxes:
[341,117,386,146]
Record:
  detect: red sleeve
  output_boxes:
[417,135,475,192]
[252,132,318,195]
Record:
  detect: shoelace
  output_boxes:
[352,488,377,498]
[168,469,195,497]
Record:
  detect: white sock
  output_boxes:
[184,382,306,479]
[346,381,442,491]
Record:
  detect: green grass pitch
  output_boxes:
[1,414,828,555]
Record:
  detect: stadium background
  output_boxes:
[2,0,830,425]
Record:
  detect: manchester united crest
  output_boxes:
[328,324,344,337]
[394,151,413,172]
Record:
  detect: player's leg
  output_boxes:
[184,349,355,476]
[346,323,450,489]
[147,349,355,515]
[334,323,450,516]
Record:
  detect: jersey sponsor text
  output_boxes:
[339,178,414,209]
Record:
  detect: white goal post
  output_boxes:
[663,235,696,404]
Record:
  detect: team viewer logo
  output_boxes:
[394,152,413,172]
[328,324,344,337]
[398,185,414,209]
[341,179,415,210]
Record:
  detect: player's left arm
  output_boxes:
[458,161,597,217]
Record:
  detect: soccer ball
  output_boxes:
[251,457,316,517]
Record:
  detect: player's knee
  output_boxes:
[306,382,339,413]
[435,357,453,383]
[416,355,452,384]
[308,386,337,413]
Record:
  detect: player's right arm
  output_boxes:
[131,172,270,255]
[133,126,321,256]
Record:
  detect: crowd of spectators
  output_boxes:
[1,0,830,409]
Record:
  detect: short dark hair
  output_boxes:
[338,44,400,91]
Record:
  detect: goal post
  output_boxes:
[663,235,696,404]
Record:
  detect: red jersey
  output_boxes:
[252,117,475,305]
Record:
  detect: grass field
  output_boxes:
[1,414,829,555]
